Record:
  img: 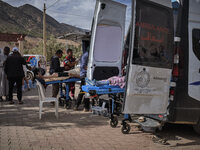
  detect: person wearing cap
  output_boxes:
[12,43,30,91]
[4,48,26,104]
[12,42,19,51]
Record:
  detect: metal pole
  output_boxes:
[43,3,47,60]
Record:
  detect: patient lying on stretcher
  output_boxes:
[33,67,80,87]
[86,76,126,89]
[36,67,81,79]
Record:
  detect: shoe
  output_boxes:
[66,101,72,109]
[22,86,25,92]
[83,108,89,112]
[51,102,55,106]
[9,101,14,104]
[5,96,9,101]
[72,97,76,102]
[73,107,79,111]
[68,97,72,101]
[66,105,71,109]
[19,101,24,105]
[27,85,31,91]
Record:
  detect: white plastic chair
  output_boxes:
[35,79,58,119]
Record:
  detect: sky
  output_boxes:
[2,0,177,31]
[2,0,132,30]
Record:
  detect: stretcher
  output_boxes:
[45,77,80,108]
[82,84,125,128]
[82,84,125,95]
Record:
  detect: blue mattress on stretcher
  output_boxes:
[82,85,125,95]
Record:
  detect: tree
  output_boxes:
[24,35,66,62]
[46,36,66,62]
[23,35,83,63]
[67,44,82,59]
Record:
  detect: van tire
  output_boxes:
[193,120,200,135]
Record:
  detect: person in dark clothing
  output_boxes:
[49,49,64,98]
[4,49,26,104]
[74,50,90,111]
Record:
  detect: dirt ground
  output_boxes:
[0,84,200,150]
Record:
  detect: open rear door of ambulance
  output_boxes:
[123,0,174,114]
[87,0,126,80]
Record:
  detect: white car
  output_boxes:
[23,55,46,80]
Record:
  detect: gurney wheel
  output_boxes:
[121,122,130,134]
[102,110,108,117]
[110,116,118,128]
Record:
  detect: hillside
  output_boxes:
[0,1,86,37]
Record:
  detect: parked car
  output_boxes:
[23,55,46,70]
[23,55,46,80]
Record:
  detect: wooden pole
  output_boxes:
[18,35,24,55]
[43,3,47,60]
[19,40,23,55]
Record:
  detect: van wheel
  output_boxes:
[193,120,200,135]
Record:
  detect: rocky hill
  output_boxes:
[0,1,86,37]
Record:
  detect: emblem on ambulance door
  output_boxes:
[136,69,150,88]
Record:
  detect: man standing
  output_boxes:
[49,49,64,98]
[74,49,90,111]
[4,49,26,104]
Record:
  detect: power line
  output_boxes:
[2,0,29,2]
[44,0,93,19]
[46,0,60,9]
[48,9,93,19]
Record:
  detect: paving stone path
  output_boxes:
[0,85,200,150]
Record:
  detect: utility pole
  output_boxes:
[43,3,47,60]
[18,36,24,56]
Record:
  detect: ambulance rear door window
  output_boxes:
[132,0,173,68]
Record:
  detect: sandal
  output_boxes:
[19,101,24,105]
[9,101,14,104]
